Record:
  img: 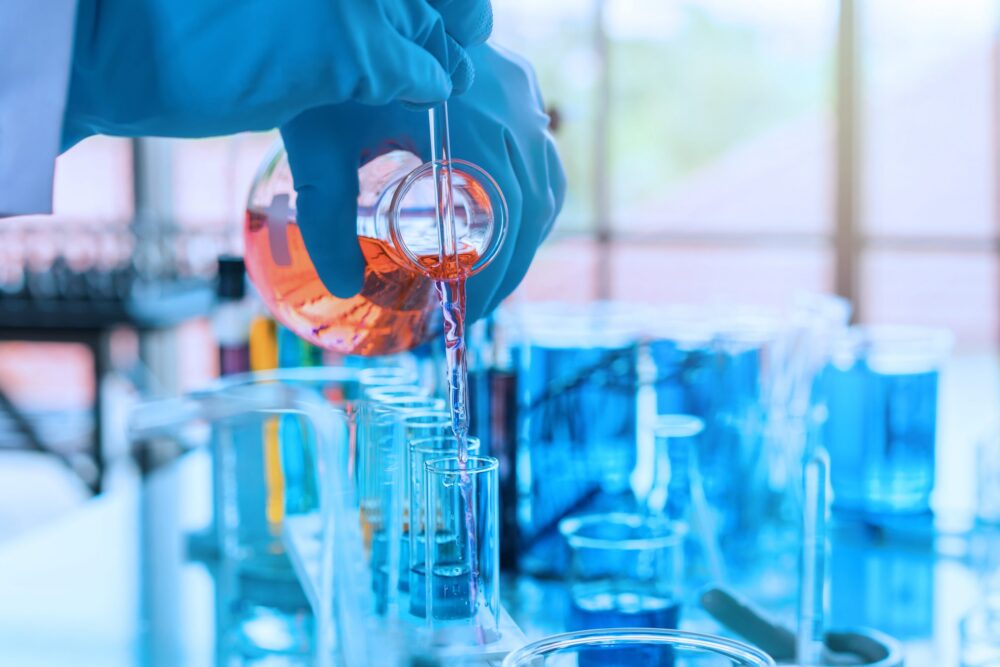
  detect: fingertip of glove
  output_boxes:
[397,41,454,106]
[447,39,476,96]
[319,263,365,299]
[309,231,366,299]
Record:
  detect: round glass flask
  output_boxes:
[245,144,507,356]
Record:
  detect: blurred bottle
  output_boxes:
[212,256,253,377]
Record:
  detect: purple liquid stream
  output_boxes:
[434,277,483,638]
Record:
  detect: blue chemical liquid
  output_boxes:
[398,533,409,592]
[413,562,473,620]
[514,341,638,576]
[410,563,427,617]
[820,362,938,514]
[371,531,388,614]
[570,590,681,667]
[409,533,464,617]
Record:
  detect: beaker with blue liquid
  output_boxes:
[507,302,641,576]
[818,326,952,516]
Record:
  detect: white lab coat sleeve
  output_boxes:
[0,0,79,217]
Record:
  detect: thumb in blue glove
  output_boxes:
[281,44,566,317]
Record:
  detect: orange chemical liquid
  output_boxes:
[245,209,478,356]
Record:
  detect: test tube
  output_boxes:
[363,396,446,603]
[408,435,481,615]
[424,455,500,646]
[366,384,430,403]
[362,406,405,615]
[359,366,419,392]
[399,412,453,593]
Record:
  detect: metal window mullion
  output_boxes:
[592,0,612,300]
[834,0,862,321]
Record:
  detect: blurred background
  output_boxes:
[5,0,999,522]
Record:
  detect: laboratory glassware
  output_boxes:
[647,414,725,585]
[366,384,430,402]
[408,435,481,616]
[244,138,507,356]
[424,455,500,646]
[128,380,380,665]
[359,365,419,391]
[976,428,1000,524]
[364,393,445,599]
[507,301,642,576]
[819,325,953,515]
[503,629,775,667]
[798,449,829,667]
[398,411,454,595]
[649,309,776,558]
[961,594,1000,667]
[559,512,686,645]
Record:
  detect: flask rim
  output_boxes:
[388,158,508,280]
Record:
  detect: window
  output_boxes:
[496,0,1000,347]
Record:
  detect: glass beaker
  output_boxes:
[507,301,642,576]
[245,144,507,356]
[559,513,686,638]
[502,629,774,667]
[819,325,953,515]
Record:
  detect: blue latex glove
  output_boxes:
[63,0,492,147]
[281,44,566,321]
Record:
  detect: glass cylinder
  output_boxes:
[367,384,431,403]
[559,513,686,636]
[359,366,419,392]
[424,455,500,645]
[502,629,774,667]
[366,396,447,597]
[359,407,404,615]
[408,435,480,616]
[819,325,953,515]
[245,145,507,356]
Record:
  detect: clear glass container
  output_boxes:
[503,628,774,667]
[559,513,687,635]
[819,325,953,515]
[245,144,507,356]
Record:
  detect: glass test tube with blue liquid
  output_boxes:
[424,454,500,644]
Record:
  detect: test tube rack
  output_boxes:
[283,513,527,665]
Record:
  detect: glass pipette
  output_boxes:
[428,102,471,460]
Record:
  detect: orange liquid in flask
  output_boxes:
[245,208,479,356]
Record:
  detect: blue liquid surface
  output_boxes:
[570,590,681,667]
[430,562,474,620]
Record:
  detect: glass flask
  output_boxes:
[245,143,507,356]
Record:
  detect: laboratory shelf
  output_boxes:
[283,513,528,665]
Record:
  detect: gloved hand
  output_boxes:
[281,44,566,321]
[62,0,492,148]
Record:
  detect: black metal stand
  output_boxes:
[0,282,213,494]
